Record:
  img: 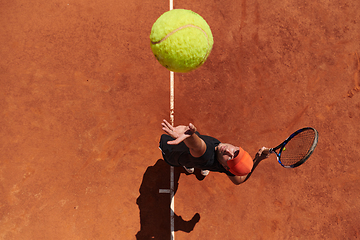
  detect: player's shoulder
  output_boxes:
[198,135,220,153]
[197,133,220,143]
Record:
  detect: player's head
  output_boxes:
[216,143,239,170]
[216,144,253,176]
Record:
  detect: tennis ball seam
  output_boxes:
[151,24,209,44]
[151,24,212,68]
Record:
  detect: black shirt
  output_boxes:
[159,133,235,176]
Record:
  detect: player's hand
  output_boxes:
[256,147,271,160]
[161,119,197,145]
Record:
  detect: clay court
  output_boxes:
[1,0,360,239]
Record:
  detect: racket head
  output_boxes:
[270,127,319,168]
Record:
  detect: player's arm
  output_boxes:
[227,175,247,185]
[228,147,270,185]
[161,119,206,158]
[182,132,206,157]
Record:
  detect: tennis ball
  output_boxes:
[150,9,214,73]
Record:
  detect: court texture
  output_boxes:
[1,0,359,239]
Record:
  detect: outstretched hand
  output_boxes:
[161,119,197,145]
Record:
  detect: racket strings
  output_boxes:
[280,130,316,166]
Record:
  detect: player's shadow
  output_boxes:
[136,159,202,240]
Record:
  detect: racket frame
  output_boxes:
[269,127,319,168]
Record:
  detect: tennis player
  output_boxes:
[159,119,270,185]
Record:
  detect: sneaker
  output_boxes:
[201,170,210,176]
[183,166,194,174]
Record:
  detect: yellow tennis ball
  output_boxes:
[150,9,214,73]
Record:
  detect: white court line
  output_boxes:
[159,189,171,194]
[170,69,175,240]
[169,1,174,240]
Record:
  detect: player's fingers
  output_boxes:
[161,124,168,132]
[167,139,181,145]
[188,123,197,133]
[162,126,173,135]
[163,119,173,130]
[168,134,187,145]
[161,122,172,131]
[167,140,176,145]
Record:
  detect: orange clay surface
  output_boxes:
[1,0,360,239]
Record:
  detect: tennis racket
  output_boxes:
[269,127,318,168]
